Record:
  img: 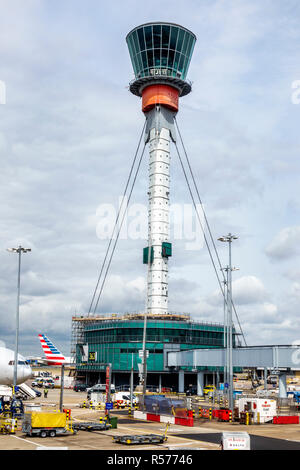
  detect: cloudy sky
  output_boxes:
[0,0,300,356]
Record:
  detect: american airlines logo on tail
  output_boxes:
[38,334,66,365]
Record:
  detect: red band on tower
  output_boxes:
[142,84,179,113]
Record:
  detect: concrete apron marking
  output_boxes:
[161,441,201,447]
[10,435,50,448]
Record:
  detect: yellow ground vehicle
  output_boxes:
[203,385,216,395]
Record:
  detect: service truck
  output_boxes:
[237,397,277,423]
[22,411,75,437]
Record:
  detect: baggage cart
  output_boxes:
[22,411,76,437]
[113,433,167,445]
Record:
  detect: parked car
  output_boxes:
[43,379,55,389]
[87,383,116,399]
[73,383,89,392]
[185,386,198,396]
[31,378,44,388]
[33,378,55,389]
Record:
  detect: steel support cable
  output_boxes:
[87,120,147,316]
[174,142,226,301]
[174,118,247,346]
[174,118,225,279]
[92,141,147,315]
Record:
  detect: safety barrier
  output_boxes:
[81,400,105,410]
[273,416,299,424]
[212,409,233,422]
[99,416,108,424]
[133,410,194,427]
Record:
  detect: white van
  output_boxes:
[113,392,138,406]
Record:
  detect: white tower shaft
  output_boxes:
[144,106,176,315]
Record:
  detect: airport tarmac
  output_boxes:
[1,388,300,451]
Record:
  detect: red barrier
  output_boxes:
[175,417,194,427]
[211,409,232,421]
[146,413,160,422]
[273,416,299,424]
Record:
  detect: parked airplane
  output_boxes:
[0,346,33,385]
[37,334,70,365]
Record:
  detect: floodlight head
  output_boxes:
[7,246,31,253]
[126,22,196,112]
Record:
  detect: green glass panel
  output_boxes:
[127,36,137,76]
[146,48,153,68]
[182,53,190,79]
[173,51,180,73]
[137,27,145,51]
[144,25,153,49]
[176,29,185,53]
[132,30,140,55]
[185,36,196,74]
[162,25,170,48]
[168,49,175,72]
[136,52,144,76]
[161,48,168,67]
[153,24,161,48]
[154,48,160,67]
[181,31,189,56]
[141,51,148,73]
[169,26,178,50]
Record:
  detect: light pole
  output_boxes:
[218,234,238,411]
[7,246,31,393]
[220,268,228,388]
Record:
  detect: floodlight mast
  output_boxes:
[218,234,238,411]
[6,246,31,393]
[126,23,197,395]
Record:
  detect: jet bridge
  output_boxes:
[167,345,300,398]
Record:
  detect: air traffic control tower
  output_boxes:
[72,24,237,391]
[126,22,196,315]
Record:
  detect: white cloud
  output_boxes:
[265,226,300,260]
[232,276,269,305]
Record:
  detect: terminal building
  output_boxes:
[71,313,239,390]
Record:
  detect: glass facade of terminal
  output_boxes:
[75,319,235,375]
[126,23,196,81]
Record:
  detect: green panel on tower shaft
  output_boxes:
[143,246,154,264]
[162,242,172,258]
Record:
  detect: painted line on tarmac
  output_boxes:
[10,435,47,448]
[160,441,199,447]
